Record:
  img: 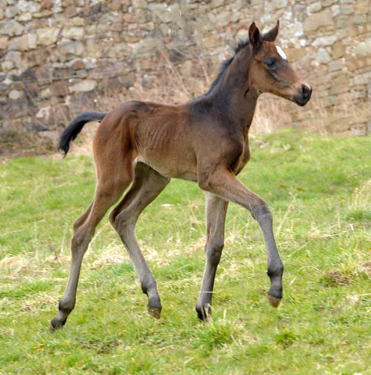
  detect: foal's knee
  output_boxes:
[206,241,224,266]
[110,210,134,235]
[71,225,93,253]
[251,200,272,224]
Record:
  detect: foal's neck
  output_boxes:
[213,56,259,136]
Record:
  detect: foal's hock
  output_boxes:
[50,21,312,330]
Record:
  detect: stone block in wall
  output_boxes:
[329,75,351,95]
[110,23,122,32]
[335,15,353,28]
[354,0,370,14]
[9,90,23,100]
[210,0,225,9]
[216,10,233,27]
[303,9,334,32]
[72,16,85,26]
[4,5,18,19]
[190,16,213,33]
[109,0,122,11]
[65,5,78,18]
[312,35,337,47]
[51,81,69,97]
[27,48,50,67]
[35,66,53,86]
[58,40,85,62]
[52,14,70,28]
[113,43,134,58]
[355,41,371,57]
[308,2,322,14]
[19,13,32,22]
[285,48,307,62]
[100,12,120,25]
[70,80,97,93]
[33,10,54,19]
[0,20,24,36]
[122,30,142,44]
[86,39,103,59]
[148,3,172,24]
[8,35,29,51]
[133,37,162,55]
[22,68,37,83]
[352,72,371,86]
[267,0,288,12]
[40,0,52,10]
[53,68,73,81]
[316,48,332,64]
[67,92,96,115]
[62,27,85,40]
[36,27,60,46]
[18,0,40,13]
[329,60,343,72]
[340,4,354,15]
[0,36,8,50]
[72,59,85,70]
[40,88,51,100]
[5,51,22,70]
[118,73,135,89]
[331,41,345,59]
[97,78,122,96]
[1,61,14,72]
[24,82,39,99]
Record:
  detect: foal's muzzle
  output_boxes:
[293,84,312,106]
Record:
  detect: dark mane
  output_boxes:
[203,39,250,96]
[234,38,250,55]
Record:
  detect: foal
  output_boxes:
[51,21,311,329]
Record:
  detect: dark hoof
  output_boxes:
[267,294,281,308]
[196,304,211,322]
[148,306,161,319]
[50,317,65,331]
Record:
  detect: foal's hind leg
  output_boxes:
[196,193,228,322]
[109,162,170,319]
[50,176,132,330]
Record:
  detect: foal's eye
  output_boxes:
[265,60,276,69]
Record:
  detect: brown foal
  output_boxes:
[51,21,312,330]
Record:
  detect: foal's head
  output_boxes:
[244,21,312,106]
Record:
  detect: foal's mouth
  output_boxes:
[293,84,312,106]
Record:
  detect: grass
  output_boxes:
[1,129,371,374]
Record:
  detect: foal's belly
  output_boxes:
[136,154,198,182]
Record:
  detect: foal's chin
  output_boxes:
[293,95,310,107]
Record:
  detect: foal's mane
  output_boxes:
[204,39,250,96]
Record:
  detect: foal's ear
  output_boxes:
[263,20,280,42]
[249,22,261,49]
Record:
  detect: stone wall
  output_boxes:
[0,0,370,144]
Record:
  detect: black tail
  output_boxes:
[58,111,107,157]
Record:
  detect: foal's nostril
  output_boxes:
[301,84,312,100]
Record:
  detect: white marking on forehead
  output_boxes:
[275,45,287,60]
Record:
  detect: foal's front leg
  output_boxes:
[199,168,284,309]
[196,193,228,321]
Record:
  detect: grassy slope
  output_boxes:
[1,130,371,374]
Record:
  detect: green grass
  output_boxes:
[1,129,371,374]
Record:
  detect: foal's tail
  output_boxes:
[58,111,107,157]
